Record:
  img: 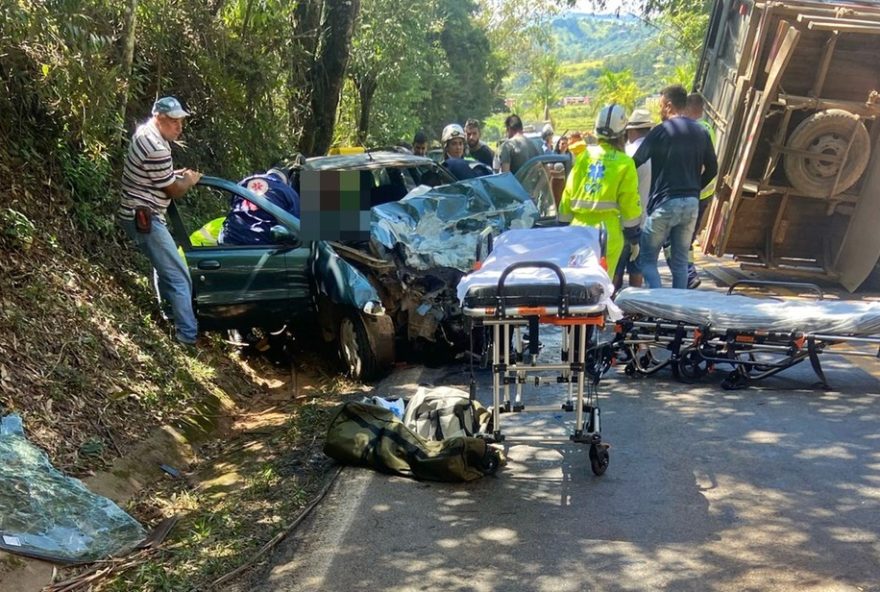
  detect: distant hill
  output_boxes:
[507,12,666,97]
[554,12,657,61]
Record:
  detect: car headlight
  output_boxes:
[363,300,385,316]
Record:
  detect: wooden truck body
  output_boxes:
[695,0,880,290]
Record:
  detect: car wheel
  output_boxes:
[338,313,395,381]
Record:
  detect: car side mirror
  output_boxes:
[270,224,299,244]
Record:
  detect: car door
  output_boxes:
[167,177,312,331]
[516,153,572,225]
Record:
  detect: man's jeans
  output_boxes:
[639,197,699,289]
[120,215,198,343]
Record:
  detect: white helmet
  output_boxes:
[595,104,627,140]
[441,123,465,144]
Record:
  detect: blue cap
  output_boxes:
[152,96,190,118]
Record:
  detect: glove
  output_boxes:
[629,241,641,262]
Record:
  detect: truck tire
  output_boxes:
[338,313,395,381]
[783,109,870,197]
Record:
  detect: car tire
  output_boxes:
[338,313,395,381]
[783,109,870,197]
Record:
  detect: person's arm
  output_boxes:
[631,129,655,168]
[499,141,512,173]
[163,168,202,198]
[619,159,642,242]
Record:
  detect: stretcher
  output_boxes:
[613,281,880,390]
[458,226,619,475]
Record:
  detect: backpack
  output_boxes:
[323,401,501,482]
[402,386,491,441]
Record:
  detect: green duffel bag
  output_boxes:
[323,401,502,482]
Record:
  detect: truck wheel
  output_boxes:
[338,313,395,381]
[783,109,870,197]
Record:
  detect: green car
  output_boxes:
[167,176,394,380]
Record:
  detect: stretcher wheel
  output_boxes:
[634,349,664,373]
[589,443,609,476]
[721,370,749,391]
[673,350,709,383]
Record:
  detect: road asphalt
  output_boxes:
[235,312,880,592]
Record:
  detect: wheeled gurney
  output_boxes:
[613,281,880,390]
[458,226,620,475]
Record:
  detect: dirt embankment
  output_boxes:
[0,149,363,589]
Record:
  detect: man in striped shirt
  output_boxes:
[118,97,202,346]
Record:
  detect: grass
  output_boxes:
[97,395,346,591]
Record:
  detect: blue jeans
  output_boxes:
[120,215,198,343]
[639,197,699,289]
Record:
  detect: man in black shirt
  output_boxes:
[465,118,495,168]
[633,85,717,289]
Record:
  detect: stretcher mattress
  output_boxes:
[457,226,621,320]
[616,288,880,335]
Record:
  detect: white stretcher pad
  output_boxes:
[616,288,880,335]
[457,226,621,320]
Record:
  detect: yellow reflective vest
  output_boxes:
[698,119,717,201]
[559,142,641,230]
[559,142,641,278]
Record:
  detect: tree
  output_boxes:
[348,0,437,145]
[297,0,361,156]
[420,0,496,137]
[596,68,641,110]
[526,52,562,122]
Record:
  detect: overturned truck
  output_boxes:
[696,0,880,290]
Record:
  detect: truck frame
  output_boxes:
[695,0,880,290]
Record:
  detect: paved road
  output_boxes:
[235,259,880,592]
[235,311,880,592]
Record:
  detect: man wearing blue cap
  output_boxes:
[119,96,203,346]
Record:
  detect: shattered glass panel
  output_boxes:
[0,415,146,564]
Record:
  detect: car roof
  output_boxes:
[303,151,436,171]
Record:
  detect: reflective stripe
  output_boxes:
[622,216,641,228]
[569,200,620,212]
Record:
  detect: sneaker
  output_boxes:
[687,275,702,289]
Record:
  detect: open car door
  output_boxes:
[516,153,572,225]
[166,177,312,331]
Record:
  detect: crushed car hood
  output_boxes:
[371,173,538,272]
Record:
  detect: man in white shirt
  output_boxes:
[614,108,653,290]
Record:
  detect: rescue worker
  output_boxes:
[219,167,300,245]
[440,123,490,180]
[558,104,642,279]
